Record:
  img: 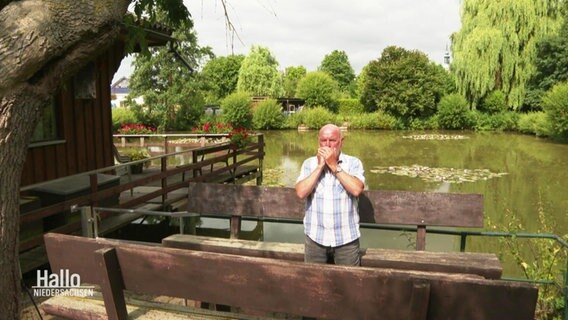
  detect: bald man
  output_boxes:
[295,124,365,266]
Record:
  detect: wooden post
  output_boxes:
[161,157,168,206]
[80,206,93,238]
[408,280,430,320]
[95,248,128,320]
[230,215,241,239]
[121,137,126,147]
[416,226,427,251]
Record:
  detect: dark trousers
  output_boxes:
[304,235,361,266]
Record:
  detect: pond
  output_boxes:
[253,130,567,276]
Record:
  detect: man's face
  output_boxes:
[319,128,342,150]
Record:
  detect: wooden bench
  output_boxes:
[162,234,503,279]
[42,233,538,320]
[179,144,260,184]
[186,183,484,251]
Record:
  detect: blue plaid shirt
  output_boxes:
[296,153,365,247]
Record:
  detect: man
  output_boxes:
[295,124,365,266]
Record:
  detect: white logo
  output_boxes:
[32,269,95,297]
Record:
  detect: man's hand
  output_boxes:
[318,146,338,171]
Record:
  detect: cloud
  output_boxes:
[186,0,461,73]
[114,0,461,81]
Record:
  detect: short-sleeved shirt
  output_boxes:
[296,153,365,247]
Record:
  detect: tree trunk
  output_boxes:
[0,0,129,317]
[0,91,46,318]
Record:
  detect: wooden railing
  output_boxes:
[18,134,265,254]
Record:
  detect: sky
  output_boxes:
[113,0,462,82]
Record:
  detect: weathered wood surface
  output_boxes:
[162,234,502,279]
[41,292,264,320]
[187,183,484,227]
[187,182,484,249]
[44,233,537,320]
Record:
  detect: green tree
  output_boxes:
[0,0,191,316]
[542,82,568,138]
[237,45,282,97]
[201,54,244,103]
[296,71,339,112]
[282,66,306,97]
[319,50,356,95]
[451,0,563,109]
[526,1,568,110]
[361,46,450,120]
[127,20,213,131]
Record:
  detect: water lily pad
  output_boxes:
[370,165,508,183]
[401,134,469,140]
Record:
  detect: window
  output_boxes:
[31,98,58,143]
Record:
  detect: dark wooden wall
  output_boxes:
[20,41,126,187]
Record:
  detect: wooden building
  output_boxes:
[21,28,172,187]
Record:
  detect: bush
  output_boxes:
[221,92,253,129]
[283,112,304,129]
[112,108,138,132]
[117,123,156,134]
[296,71,339,112]
[253,99,285,129]
[349,112,398,129]
[338,98,364,115]
[408,117,440,130]
[300,106,337,129]
[542,82,568,138]
[518,112,552,137]
[480,90,507,114]
[437,94,472,129]
[472,111,519,131]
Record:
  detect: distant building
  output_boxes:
[110,77,143,108]
[251,96,305,116]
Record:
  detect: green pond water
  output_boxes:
[247,130,567,276]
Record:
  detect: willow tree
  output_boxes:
[451,0,563,109]
[236,45,283,97]
[0,0,190,317]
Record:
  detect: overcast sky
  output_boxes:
[113,0,462,82]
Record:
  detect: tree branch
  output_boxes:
[0,0,129,95]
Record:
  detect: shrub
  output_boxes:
[283,112,304,129]
[117,123,156,134]
[253,99,285,129]
[437,94,472,129]
[296,71,339,112]
[338,98,364,115]
[408,117,440,130]
[472,111,519,131]
[192,121,233,134]
[112,108,137,132]
[480,90,507,114]
[221,92,253,129]
[349,112,398,129]
[542,82,568,138]
[300,106,337,129]
[518,112,552,137]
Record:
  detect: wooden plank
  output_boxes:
[41,292,268,320]
[188,183,484,227]
[409,280,430,320]
[363,248,503,280]
[163,234,305,261]
[95,248,128,320]
[44,234,535,320]
[162,235,503,279]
